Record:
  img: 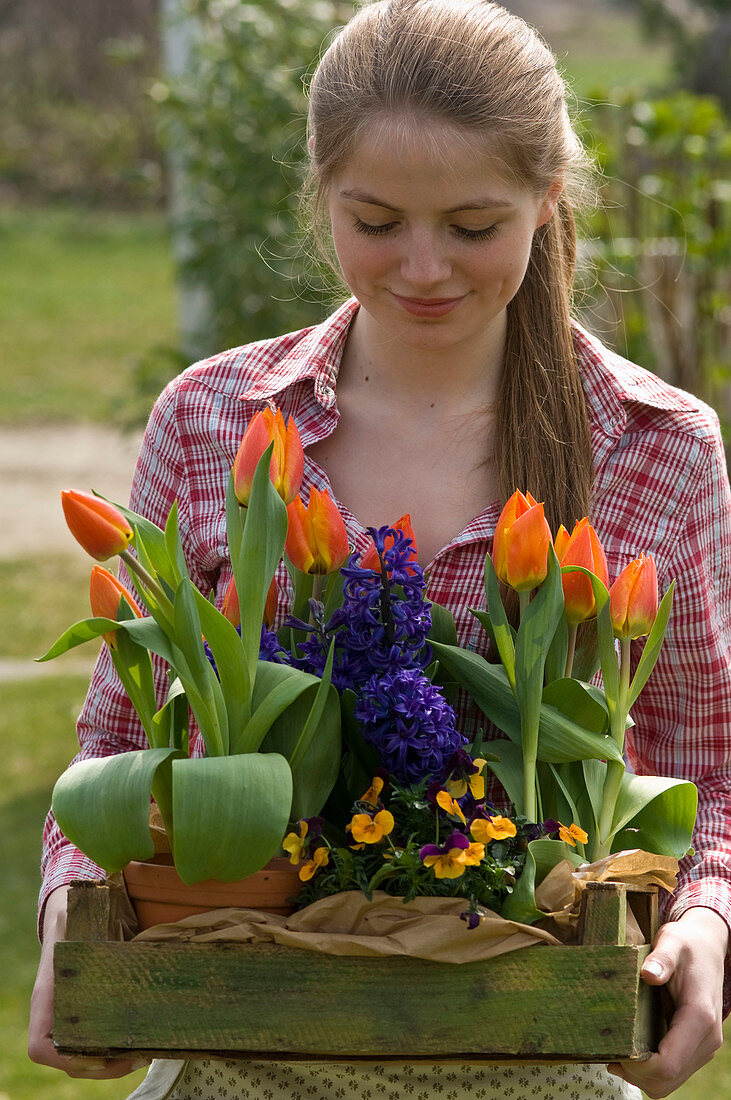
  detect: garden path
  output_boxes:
[1,423,143,681]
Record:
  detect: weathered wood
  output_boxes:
[54,939,657,1062]
[65,880,112,942]
[54,880,662,1062]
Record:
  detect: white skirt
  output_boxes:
[127,1058,642,1100]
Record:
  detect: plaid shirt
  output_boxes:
[41,298,731,1007]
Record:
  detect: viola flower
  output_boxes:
[492,490,552,592]
[298,846,330,881]
[89,566,143,649]
[347,809,395,845]
[609,553,659,639]
[232,406,303,506]
[359,776,385,808]
[558,821,589,847]
[282,820,309,865]
[436,789,467,825]
[559,518,610,624]
[441,749,487,801]
[355,668,466,784]
[285,488,349,575]
[470,815,518,843]
[61,490,134,562]
[462,841,485,866]
[420,832,471,879]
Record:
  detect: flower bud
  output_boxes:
[493,490,551,591]
[61,490,134,561]
[232,407,303,506]
[559,518,609,624]
[89,566,142,648]
[285,488,349,575]
[609,553,658,639]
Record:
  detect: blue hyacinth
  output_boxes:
[355,668,466,784]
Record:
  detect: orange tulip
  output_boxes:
[285,488,349,575]
[232,407,303,506]
[61,490,134,562]
[89,566,143,648]
[559,518,610,624]
[360,513,418,571]
[553,524,571,561]
[609,553,658,639]
[221,576,240,628]
[492,490,551,592]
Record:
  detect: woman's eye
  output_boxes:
[353,217,395,236]
[454,224,498,241]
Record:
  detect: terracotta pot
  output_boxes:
[123,853,302,931]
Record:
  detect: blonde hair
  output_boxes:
[305,0,594,532]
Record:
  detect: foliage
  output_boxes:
[154,0,356,355]
[579,89,731,421]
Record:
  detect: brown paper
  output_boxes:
[130,849,678,961]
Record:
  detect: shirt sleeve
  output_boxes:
[625,418,731,1013]
[38,382,191,934]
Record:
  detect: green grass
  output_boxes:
[0,673,147,1098]
[0,205,176,425]
[0,555,95,660]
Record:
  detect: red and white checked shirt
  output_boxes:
[41,298,731,1005]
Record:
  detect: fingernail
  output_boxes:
[643,959,664,978]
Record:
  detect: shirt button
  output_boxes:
[320,383,335,400]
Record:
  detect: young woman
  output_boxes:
[30,3,730,1097]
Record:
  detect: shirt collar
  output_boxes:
[237,298,359,404]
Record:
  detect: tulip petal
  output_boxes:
[61,490,134,561]
[285,495,315,574]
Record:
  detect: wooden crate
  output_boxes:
[53,879,664,1062]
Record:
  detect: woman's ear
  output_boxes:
[535,180,564,228]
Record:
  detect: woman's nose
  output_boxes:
[399,230,452,288]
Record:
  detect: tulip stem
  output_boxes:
[595,637,632,858]
[120,550,173,618]
[564,623,577,678]
[518,590,531,619]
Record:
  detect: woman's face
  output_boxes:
[327,120,561,355]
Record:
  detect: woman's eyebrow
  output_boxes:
[339,188,513,213]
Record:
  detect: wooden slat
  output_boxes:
[54,939,656,1062]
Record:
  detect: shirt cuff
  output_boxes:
[38,847,105,941]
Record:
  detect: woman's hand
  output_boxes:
[28,884,148,1079]
[608,906,728,1098]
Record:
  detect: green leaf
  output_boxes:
[427,599,458,647]
[100,495,178,590]
[562,566,617,713]
[544,615,569,685]
[431,641,624,766]
[111,629,159,747]
[171,753,293,883]
[171,581,228,756]
[501,838,583,924]
[610,773,698,857]
[151,677,189,753]
[38,616,119,660]
[514,547,564,718]
[482,738,524,810]
[225,470,245,572]
[52,748,183,873]
[483,553,516,689]
[541,678,609,735]
[627,582,675,710]
[235,661,326,755]
[193,587,251,741]
[233,444,288,681]
[164,500,188,586]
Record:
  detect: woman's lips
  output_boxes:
[391,293,466,318]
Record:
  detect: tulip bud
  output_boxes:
[493,490,551,592]
[285,488,349,575]
[61,490,134,562]
[221,576,241,628]
[232,407,304,506]
[360,513,418,571]
[89,566,143,648]
[609,553,658,639]
[264,576,278,628]
[559,518,610,624]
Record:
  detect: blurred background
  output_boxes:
[1,2,729,1097]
